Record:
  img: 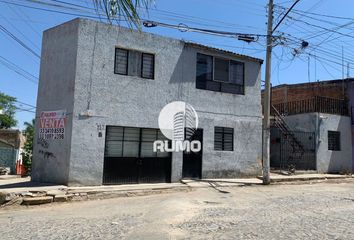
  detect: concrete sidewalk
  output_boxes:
[0,173,353,207]
[181,173,353,187]
[0,177,187,194]
[0,177,191,206]
[267,173,353,183]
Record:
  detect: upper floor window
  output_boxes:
[196,53,244,94]
[114,47,155,79]
[114,48,128,75]
[142,53,154,79]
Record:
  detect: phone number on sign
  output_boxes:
[39,128,65,140]
[39,133,65,140]
[39,128,65,134]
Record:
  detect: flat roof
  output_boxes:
[53,18,264,65]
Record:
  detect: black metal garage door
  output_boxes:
[103,126,171,184]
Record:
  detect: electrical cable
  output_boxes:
[0,55,39,84]
[0,24,40,58]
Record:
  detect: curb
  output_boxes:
[267,176,353,183]
[1,176,353,208]
[0,185,192,208]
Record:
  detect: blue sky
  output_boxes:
[1,0,354,129]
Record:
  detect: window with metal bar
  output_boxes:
[328,131,340,151]
[114,48,155,79]
[105,126,169,158]
[214,127,234,151]
[114,48,128,75]
[141,53,154,79]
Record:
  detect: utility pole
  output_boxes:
[263,0,300,185]
[342,46,344,80]
[262,0,273,185]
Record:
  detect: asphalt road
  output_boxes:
[1,181,354,239]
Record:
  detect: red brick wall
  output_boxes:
[262,81,348,105]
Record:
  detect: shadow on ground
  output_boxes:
[0,181,58,189]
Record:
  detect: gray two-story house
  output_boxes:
[32,18,263,186]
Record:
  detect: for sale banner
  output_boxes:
[39,110,66,140]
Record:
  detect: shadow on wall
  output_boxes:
[168,45,190,84]
[168,45,259,88]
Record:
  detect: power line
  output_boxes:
[22,0,90,13]
[289,15,354,41]
[15,99,36,108]
[0,12,41,51]
[283,33,354,64]
[284,32,354,63]
[273,0,322,32]
[281,4,354,51]
[18,0,267,33]
[290,10,354,33]
[5,0,270,47]
[287,20,354,57]
[0,24,40,58]
[279,18,354,62]
[15,106,36,113]
[1,0,269,60]
[138,6,265,32]
[290,6,354,21]
[6,2,42,38]
[0,0,114,21]
[316,57,340,79]
[20,0,269,35]
[143,20,268,41]
[272,0,300,32]
[0,55,39,84]
[302,50,354,70]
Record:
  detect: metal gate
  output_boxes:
[103,126,172,184]
[270,127,316,171]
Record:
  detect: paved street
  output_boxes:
[1,181,354,239]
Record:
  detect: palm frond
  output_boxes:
[92,0,153,29]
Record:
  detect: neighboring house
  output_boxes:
[31,18,263,186]
[0,129,24,174]
[264,79,354,173]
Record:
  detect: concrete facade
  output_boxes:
[32,18,263,186]
[348,82,354,172]
[283,113,352,173]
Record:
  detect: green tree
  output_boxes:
[93,0,152,28]
[0,92,17,129]
[22,119,35,173]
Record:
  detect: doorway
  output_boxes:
[182,129,203,179]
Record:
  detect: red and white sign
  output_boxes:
[39,110,66,140]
